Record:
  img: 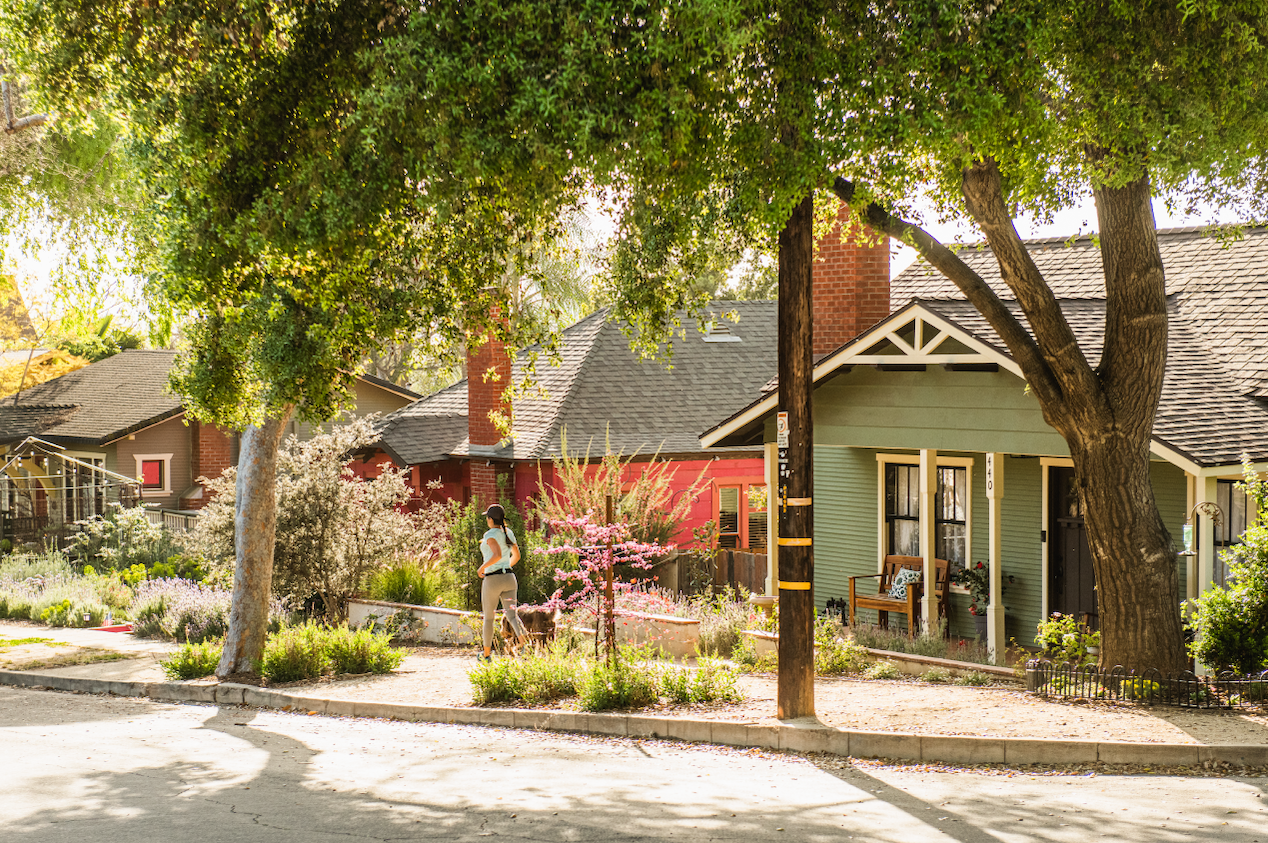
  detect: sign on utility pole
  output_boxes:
[776,194,815,720]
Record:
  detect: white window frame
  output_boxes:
[134,453,174,495]
[876,453,974,590]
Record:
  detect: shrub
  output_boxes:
[128,579,287,643]
[161,640,222,680]
[921,667,953,683]
[954,670,993,686]
[323,625,404,675]
[577,648,660,711]
[469,640,582,705]
[1034,613,1099,667]
[815,615,869,676]
[1188,464,1268,674]
[259,623,331,683]
[689,587,753,658]
[38,598,106,628]
[659,657,744,705]
[732,636,778,673]
[188,418,448,620]
[367,561,433,606]
[68,504,185,572]
[864,660,902,680]
[0,551,73,581]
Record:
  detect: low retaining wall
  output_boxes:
[2,668,1263,769]
[348,598,478,646]
[739,631,1017,681]
[573,612,701,659]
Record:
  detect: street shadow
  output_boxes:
[0,686,156,729]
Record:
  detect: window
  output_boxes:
[747,485,768,552]
[885,463,921,557]
[1216,479,1250,548]
[884,461,970,569]
[936,466,968,570]
[718,486,741,549]
[134,453,173,495]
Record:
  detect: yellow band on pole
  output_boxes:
[777,537,812,546]
[779,581,812,590]
[787,497,812,506]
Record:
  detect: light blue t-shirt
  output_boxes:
[481,527,516,573]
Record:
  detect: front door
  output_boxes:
[1049,467,1097,625]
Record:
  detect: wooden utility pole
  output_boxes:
[776,193,815,719]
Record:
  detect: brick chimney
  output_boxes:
[180,420,236,509]
[467,326,513,506]
[813,203,891,358]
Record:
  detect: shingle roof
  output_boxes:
[894,226,1268,400]
[924,299,1268,466]
[0,350,183,445]
[375,302,778,463]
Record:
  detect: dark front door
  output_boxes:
[1049,467,1097,625]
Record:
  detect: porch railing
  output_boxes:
[143,508,200,534]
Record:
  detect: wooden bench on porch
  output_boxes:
[847,555,951,632]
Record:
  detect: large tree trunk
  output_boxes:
[216,409,294,679]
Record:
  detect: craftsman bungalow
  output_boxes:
[703,226,1268,655]
[0,349,416,543]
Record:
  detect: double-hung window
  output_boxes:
[883,460,971,574]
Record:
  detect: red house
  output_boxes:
[364,207,890,555]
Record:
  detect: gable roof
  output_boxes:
[0,350,184,446]
[894,226,1268,399]
[374,301,778,465]
[704,226,1268,470]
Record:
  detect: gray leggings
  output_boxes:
[482,571,528,650]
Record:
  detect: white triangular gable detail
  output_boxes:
[814,305,1024,379]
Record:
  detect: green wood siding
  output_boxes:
[1001,457,1043,646]
[1151,460,1191,588]
[812,446,882,607]
[812,368,1071,456]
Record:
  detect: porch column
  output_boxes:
[1185,472,1198,601]
[919,449,938,633]
[986,452,1005,661]
[1197,475,1218,597]
[765,441,779,596]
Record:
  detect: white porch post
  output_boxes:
[1198,475,1218,597]
[765,441,779,596]
[919,449,938,633]
[1185,472,1198,601]
[986,452,1005,662]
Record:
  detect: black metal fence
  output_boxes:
[1026,659,1268,710]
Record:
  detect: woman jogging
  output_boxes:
[478,504,529,661]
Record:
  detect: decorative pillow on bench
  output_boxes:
[888,568,923,601]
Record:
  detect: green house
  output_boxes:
[702,227,1268,656]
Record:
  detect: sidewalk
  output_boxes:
[3,622,1267,768]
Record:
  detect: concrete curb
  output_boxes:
[3,668,1266,768]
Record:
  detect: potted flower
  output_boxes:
[1034,612,1098,666]
[950,561,1014,640]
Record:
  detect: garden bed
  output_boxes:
[740,629,1016,681]
[569,611,701,659]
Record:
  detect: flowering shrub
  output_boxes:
[538,513,667,658]
[0,566,123,627]
[950,561,1014,616]
[129,579,288,644]
[68,504,187,573]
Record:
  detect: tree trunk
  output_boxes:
[216,409,294,678]
[777,193,815,720]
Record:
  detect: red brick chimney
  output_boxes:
[813,203,891,358]
[181,421,236,509]
[467,326,513,506]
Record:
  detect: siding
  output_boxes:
[290,380,416,442]
[111,416,193,509]
[1151,459,1190,587]
[813,446,883,606]
[813,367,1071,457]
[1001,457,1044,646]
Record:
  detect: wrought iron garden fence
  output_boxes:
[1026,659,1268,710]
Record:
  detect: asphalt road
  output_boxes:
[1,686,1265,843]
